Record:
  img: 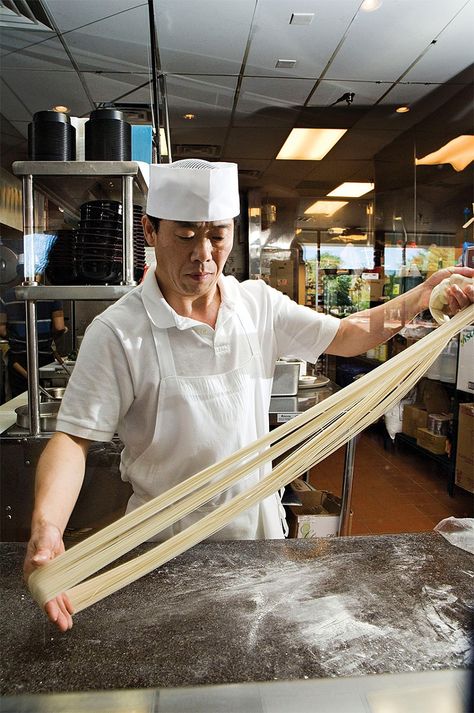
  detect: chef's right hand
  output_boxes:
[24,523,74,632]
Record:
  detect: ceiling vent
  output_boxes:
[0,0,53,30]
[113,104,152,123]
[238,169,261,178]
[173,144,221,159]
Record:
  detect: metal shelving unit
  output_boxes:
[11,161,148,435]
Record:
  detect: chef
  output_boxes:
[23,159,474,631]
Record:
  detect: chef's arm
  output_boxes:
[326,266,474,357]
[24,431,91,632]
[51,309,67,336]
[30,431,90,536]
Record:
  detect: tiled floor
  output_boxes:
[309,422,473,536]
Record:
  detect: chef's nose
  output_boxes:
[191,236,213,262]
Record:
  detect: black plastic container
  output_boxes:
[28,111,76,161]
[84,108,131,161]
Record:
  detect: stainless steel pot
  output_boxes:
[41,387,66,401]
[15,402,60,431]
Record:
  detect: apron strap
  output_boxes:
[154,327,176,378]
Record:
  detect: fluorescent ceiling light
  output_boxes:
[416,135,474,172]
[327,182,374,198]
[304,200,348,216]
[276,128,347,160]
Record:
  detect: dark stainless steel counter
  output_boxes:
[1,533,472,697]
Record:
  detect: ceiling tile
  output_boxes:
[0,28,55,57]
[0,70,91,118]
[327,129,399,161]
[0,37,74,70]
[326,0,470,82]
[234,77,313,126]
[0,81,32,123]
[308,80,392,107]
[401,4,474,83]
[82,72,150,104]
[155,0,256,74]
[245,0,361,78]
[224,127,292,160]
[43,0,145,33]
[64,5,149,71]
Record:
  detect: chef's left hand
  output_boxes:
[422,266,474,314]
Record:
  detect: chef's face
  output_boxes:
[142,216,234,300]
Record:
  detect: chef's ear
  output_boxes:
[142,215,159,246]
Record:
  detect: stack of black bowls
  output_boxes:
[45,230,77,285]
[28,111,76,161]
[72,200,145,284]
[75,200,124,284]
[133,205,146,278]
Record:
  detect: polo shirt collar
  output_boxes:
[141,266,239,330]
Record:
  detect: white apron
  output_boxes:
[123,301,285,541]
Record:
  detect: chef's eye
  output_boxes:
[176,231,195,239]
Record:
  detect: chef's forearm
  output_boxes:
[326,281,429,357]
[31,432,90,535]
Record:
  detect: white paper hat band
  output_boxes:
[146,160,240,221]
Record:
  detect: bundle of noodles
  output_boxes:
[28,299,474,616]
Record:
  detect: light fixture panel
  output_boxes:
[289,13,314,25]
[276,59,297,68]
[304,200,348,216]
[327,182,374,198]
[276,128,347,160]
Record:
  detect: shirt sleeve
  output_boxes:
[55,318,134,441]
[269,284,341,362]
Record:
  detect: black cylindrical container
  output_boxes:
[84,108,131,161]
[28,111,76,161]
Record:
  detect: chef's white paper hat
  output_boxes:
[146,159,240,221]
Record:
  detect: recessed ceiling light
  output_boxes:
[276,59,297,69]
[327,182,374,198]
[276,128,347,160]
[396,106,410,113]
[52,105,70,113]
[183,113,195,120]
[360,0,382,11]
[289,13,314,25]
[304,200,348,216]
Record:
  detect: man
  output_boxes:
[23,159,474,631]
[0,287,65,398]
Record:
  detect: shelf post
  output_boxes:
[122,175,136,286]
[338,437,357,536]
[25,300,41,436]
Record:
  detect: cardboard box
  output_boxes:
[455,403,474,493]
[402,404,428,438]
[287,489,351,538]
[418,378,451,414]
[416,427,447,455]
[456,327,474,394]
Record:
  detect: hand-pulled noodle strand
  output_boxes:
[28,304,474,613]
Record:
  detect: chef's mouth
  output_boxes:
[188,272,214,280]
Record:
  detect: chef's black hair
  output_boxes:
[147,215,161,232]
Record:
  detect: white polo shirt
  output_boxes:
[56,269,340,459]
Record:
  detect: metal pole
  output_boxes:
[159,74,172,163]
[338,437,357,536]
[26,300,40,436]
[147,0,161,163]
[122,175,136,286]
[22,175,37,285]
